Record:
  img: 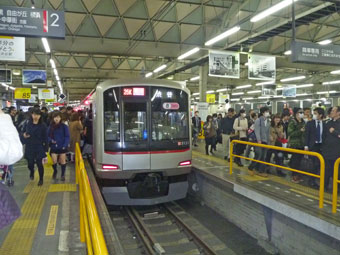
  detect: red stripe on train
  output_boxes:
[105,148,190,155]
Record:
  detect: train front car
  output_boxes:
[93,79,192,205]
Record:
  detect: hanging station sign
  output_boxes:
[0,6,65,39]
[14,87,31,99]
[0,36,25,61]
[291,41,340,65]
[208,50,240,78]
[206,94,216,103]
[248,54,276,81]
[38,88,54,100]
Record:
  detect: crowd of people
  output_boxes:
[193,106,340,191]
[0,105,93,186]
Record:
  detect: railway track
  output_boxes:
[110,202,236,255]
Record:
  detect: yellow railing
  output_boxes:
[332,157,340,213]
[230,140,325,209]
[75,143,109,255]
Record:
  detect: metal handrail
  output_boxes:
[230,140,325,209]
[332,157,340,213]
[75,143,109,255]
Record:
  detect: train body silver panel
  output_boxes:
[91,79,191,205]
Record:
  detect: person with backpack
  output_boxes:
[232,109,248,167]
[48,111,70,181]
[203,115,217,155]
[22,108,48,186]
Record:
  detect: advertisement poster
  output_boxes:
[209,50,240,78]
[0,36,25,61]
[23,70,46,85]
[248,54,276,80]
[38,88,54,99]
[262,85,276,96]
[283,86,297,97]
[197,102,209,121]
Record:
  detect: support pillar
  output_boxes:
[199,64,208,102]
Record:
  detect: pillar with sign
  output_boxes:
[199,64,208,102]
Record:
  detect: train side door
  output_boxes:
[122,100,151,170]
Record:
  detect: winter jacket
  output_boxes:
[269,125,284,146]
[233,117,248,138]
[23,121,48,159]
[288,119,305,149]
[0,112,23,165]
[47,123,70,150]
[322,119,340,160]
[254,116,270,144]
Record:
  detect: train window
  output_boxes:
[151,88,189,141]
[124,102,147,142]
[104,88,120,142]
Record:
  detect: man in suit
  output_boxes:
[192,111,201,147]
[322,106,340,192]
[304,107,325,188]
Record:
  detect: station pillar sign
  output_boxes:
[0,6,65,39]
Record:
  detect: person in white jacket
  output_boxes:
[0,109,23,166]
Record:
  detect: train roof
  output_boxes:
[96,79,190,94]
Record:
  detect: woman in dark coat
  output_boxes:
[23,108,48,186]
[47,111,70,181]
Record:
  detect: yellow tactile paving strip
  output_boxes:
[0,165,77,255]
[48,184,77,192]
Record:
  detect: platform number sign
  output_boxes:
[14,88,31,99]
[0,7,65,39]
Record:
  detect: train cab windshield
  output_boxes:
[104,86,189,152]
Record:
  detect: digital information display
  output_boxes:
[123,87,145,96]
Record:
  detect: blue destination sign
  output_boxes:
[0,6,64,39]
[291,41,340,65]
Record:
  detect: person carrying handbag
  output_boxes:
[203,115,217,155]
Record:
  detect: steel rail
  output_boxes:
[163,204,217,255]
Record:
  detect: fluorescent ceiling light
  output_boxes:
[245,62,249,66]
[206,90,215,94]
[9,86,15,90]
[256,81,275,86]
[153,64,167,73]
[330,70,340,75]
[12,69,20,75]
[259,96,270,99]
[58,81,61,87]
[190,76,200,81]
[296,83,313,88]
[243,97,254,100]
[178,47,200,60]
[56,75,60,81]
[247,90,261,94]
[296,93,309,97]
[145,72,153,78]
[53,69,58,76]
[318,39,332,45]
[49,59,56,69]
[284,50,292,55]
[235,84,252,89]
[1,83,8,88]
[232,92,244,96]
[280,76,305,82]
[276,87,283,91]
[250,0,298,23]
[205,26,240,46]
[230,98,240,102]
[322,80,340,85]
[192,92,200,96]
[317,91,337,95]
[216,88,228,92]
[41,38,50,53]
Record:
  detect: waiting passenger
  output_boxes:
[266,114,286,177]
[203,115,217,155]
[233,109,248,167]
[321,106,340,192]
[22,108,48,186]
[69,112,84,161]
[48,111,70,181]
[288,107,305,183]
[192,111,201,147]
[248,107,270,177]
[211,113,219,152]
[245,112,258,160]
[304,107,325,188]
[221,108,236,160]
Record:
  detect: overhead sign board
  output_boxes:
[0,6,65,39]
[209,50,240,79]
[291,41,340,65]
[0,36,25,61]
[38,88,54,100]
[14,87,31,99]
[206,94,216,103]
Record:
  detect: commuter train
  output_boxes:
[89,79,192,205]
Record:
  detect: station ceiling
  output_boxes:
[1,0,340,101]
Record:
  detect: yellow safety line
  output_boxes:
[192,150,228,166]
[48,184,77,192]
[46,205,59,236]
